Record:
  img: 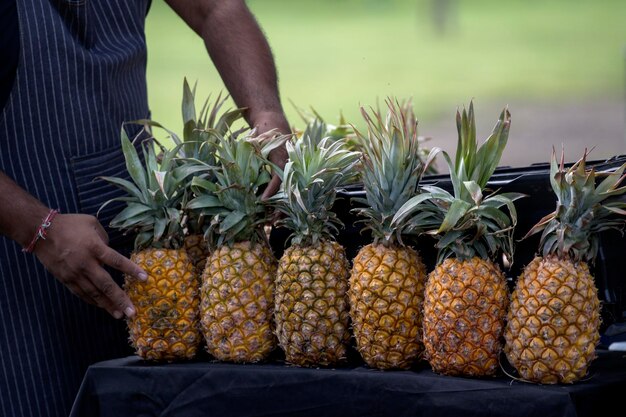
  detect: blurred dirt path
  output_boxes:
[419,98,625,170]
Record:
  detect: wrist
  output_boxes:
[248,110,291,135]
[9,206,51,248]
[22,208,59,253]
[0,171,53,247]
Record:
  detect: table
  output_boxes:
[70,350,626,417]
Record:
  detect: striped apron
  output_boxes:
[0,1,151,416]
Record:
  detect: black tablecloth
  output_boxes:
[70,350,626,417]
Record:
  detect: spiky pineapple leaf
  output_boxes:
[130,119,183,147]
[121,130,148,199]
[186,195,222,210]
[439,200,472,232]
[182,77,197,125]
[114,203,153,221]
[220,211,246,234]
[392,193,437,226]
[98,176,145,203]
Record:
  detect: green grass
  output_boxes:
[145,0,626,138]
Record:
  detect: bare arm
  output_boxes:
[165,0,291,197]
[0,171,146,318]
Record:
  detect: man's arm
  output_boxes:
[165,0,291,198]
[0,171,147,318]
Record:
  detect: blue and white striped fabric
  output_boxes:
[1,1,152,416]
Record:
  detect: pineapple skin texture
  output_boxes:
[125,249,201,361]
[349,243,426,370]
[183,233,209,274]
[275,240,351,367]
[423,257,508,377]
[201,241,278,363]
[504,256,600,384]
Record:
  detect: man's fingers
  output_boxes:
[97,245,147,281]
[68,277,125,319]
[65,281,98,307]
[90,268,136,319]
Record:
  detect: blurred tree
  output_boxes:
[430,0,458,36]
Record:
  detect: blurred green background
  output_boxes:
[145,0,626,164]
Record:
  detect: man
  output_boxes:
[0,1,290,416]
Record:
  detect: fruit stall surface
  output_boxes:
[69,350,626,417]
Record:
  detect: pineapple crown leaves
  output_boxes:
[269,118,361,247]
[393,101,524,264]
[289,99,356,144]
[524,148,626,264]
[351,97,438,247]
[129,78,245,163]
[395,97,439,175]
[178,78,246,161]
[130,79,245,236]
[98,127,189,251]
[185,128,290,248]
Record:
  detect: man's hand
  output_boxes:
[252,110,291,200]
[33,213,147,319]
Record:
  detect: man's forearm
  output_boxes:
[0,171,50,248]
[166,0,289,132]
[201,1,284,125]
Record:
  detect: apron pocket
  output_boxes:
[70,135,145,250]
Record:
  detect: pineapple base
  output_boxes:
[275,240,351,367]
[349,243,426,370]
[126,248,201,362]
[423,257,508,377]
[201,241,278,363]
[504,256,600,384]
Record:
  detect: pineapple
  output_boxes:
[395,101,523,376]
[187,128,287,363]
[348,98,437,370]
[99,130,201,361]
[504,149,626,384]
[271,119,360,367]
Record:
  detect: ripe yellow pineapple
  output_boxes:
[504,149,626,384]
[349,98,438,370]
[100,130,201,361]
[395,102,522,376]
[271,120,360,367]
[127,248,199,361]
[187,128,287,363]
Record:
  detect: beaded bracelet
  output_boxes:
[22,209,59,253]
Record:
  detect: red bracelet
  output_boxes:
[22,209,59,253]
